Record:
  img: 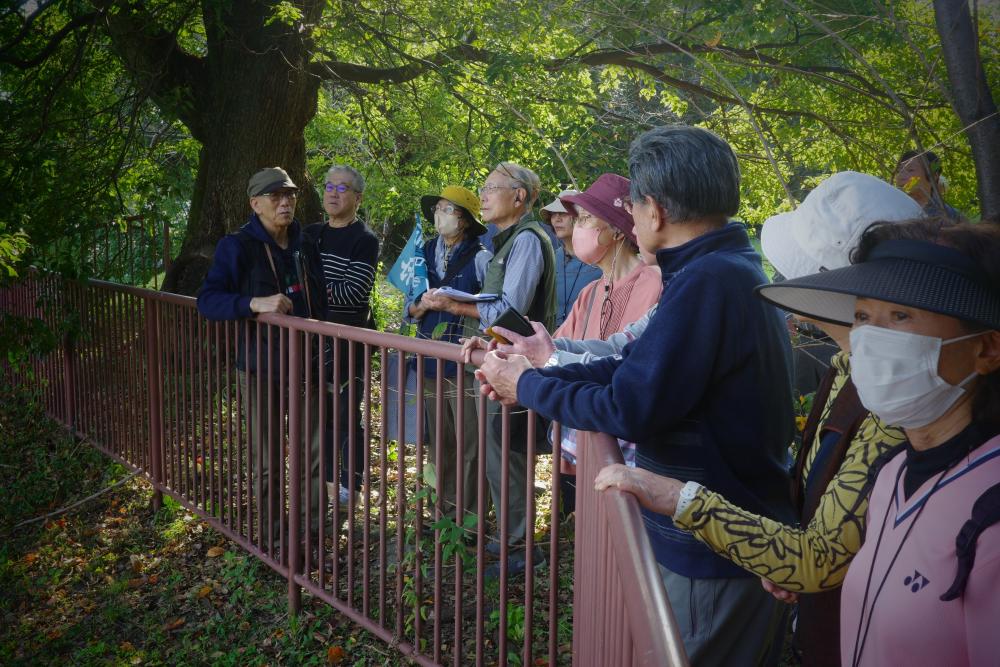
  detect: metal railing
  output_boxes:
[1,271,686,667]
[573,431,689,666]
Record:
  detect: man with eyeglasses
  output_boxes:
[302,164,379,508]
[198,166,326,553]
[422,161,555,578]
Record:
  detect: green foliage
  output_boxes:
[3,0,998,283]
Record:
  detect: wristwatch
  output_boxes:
[673,481,703,519]
[543,351,560,368]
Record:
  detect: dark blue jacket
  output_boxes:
[517,222,795,578]
[197,213,324,372]
[410,235,485,379]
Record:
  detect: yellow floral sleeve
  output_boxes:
[672,355,904,592]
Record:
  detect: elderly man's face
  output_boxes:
[251,189,297,230]
[479,170,524,224]
[324,172,362,219]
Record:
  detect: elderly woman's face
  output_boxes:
[549,212,575,242]
[853,297,979,385]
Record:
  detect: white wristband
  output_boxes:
[543,351,560,368]
[673,481,703,519]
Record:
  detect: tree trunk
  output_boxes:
[153,0,324,295]
[934,0,1000,221]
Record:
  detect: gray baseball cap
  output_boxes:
[248,167,298,197]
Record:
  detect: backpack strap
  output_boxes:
[940,481,1000,601]
[791,366,838,511]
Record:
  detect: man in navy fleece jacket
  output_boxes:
[477,126,795,665]
[197,166,325,551]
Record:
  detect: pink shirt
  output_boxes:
[840,435,1000,667]
[554,263,661,341]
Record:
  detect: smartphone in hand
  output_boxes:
[486,307,534,344]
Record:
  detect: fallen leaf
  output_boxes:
[164,618,186,631]
[206,546,225,558]
[197,585,212,598]
[119,641,135,652]
[24,552,38,565]
[148,574,159,585]
[327,645,345,664]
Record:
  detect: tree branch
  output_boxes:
[0,11,101,68]
[311,43,489,83]
[102,0,207,139]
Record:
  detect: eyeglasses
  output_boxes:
[325,182,359,193]
[575,211,603,229]
[478,183,521,196]
[434,203,459,215]
[264,190,298,201]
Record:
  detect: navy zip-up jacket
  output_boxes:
[517,222,796,578]
[197,213,323,372]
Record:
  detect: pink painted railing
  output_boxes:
[1,271,686,666]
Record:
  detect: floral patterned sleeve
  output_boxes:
[673,409,904,592]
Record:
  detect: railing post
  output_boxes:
[287,326,303,615]
[62,332,77,432]
[145,299,164,511]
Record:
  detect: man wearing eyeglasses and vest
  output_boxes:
[421,161,556,578]
[198,166,326,553]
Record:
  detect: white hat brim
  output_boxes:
[761,210,822,280]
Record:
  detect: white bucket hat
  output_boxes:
[761,171,923,279]
[540,189,580,223]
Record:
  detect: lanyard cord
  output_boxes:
[850,463,951,667]
[561,251,584,320]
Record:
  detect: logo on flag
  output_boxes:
[387,215,429,300]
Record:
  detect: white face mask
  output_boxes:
[849,325,983,429]
[435,213,461,239]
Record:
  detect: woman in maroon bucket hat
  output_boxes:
[557,173,661,342]
[553,173,662,482]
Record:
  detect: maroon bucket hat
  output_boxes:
[561,173,635,244]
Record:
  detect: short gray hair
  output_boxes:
[325,164,365,193]
[628,125,740,223]
[493,161,540,207]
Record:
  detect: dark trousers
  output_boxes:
[323,338,367,492]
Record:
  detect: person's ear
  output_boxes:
[646,195,666,231]
[974,331,1000,375]
[249,197,262,215]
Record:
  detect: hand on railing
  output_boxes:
[489,321,556,368]
[459,334,497,364]
[474,350,531,406]
[760,577,799,604]
[250,293,293,314]
[594,464,684,517]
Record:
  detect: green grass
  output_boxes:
[0,379,392,666]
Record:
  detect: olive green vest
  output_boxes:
[463,216,556,336]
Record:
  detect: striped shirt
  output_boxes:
[309,219,379,326]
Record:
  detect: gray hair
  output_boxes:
[493,161,540,207]
[325,164,365,193]
[628,125,740,223]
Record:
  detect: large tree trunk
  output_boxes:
[104,0,325,294]
[934,0,1000,221]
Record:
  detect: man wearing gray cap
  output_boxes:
[198,166,325,554]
